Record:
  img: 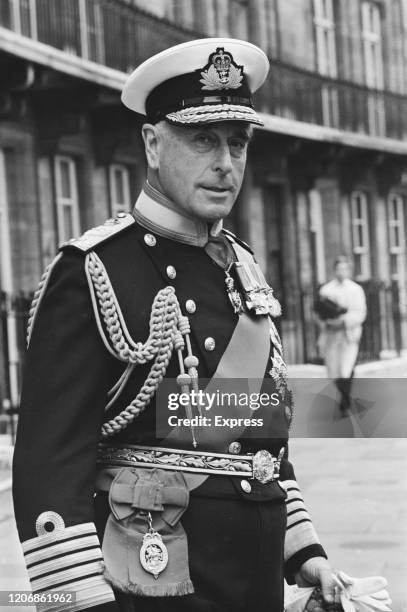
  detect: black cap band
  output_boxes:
[146,71,252,123]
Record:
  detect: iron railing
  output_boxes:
[0,0,201,70]
[1,0,407,140]
[0,292,31,413]
[260,61,407,140]
[299,280,402,364]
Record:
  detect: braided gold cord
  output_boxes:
[88,252,170,363]
[100,291,179,438]
[86,251,184,438]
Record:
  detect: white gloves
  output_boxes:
[333,572,391,612]
[285,571,391,612]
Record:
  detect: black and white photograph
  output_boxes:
[0,1,406,611]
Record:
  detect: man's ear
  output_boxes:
[141,123,160,170]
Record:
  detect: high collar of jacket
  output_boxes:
[132,182,223,247]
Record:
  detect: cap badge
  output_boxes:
[199,48,243,91]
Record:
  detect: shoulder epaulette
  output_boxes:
[59,213,135,253]
[222,228,254,254]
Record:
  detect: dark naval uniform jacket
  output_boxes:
[13,184,326,612]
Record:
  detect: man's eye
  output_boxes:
[229,140,247,155]
[192,132,216,151]
[195,134,213,145]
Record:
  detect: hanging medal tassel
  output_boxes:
[225,264,244,314]
[174,330,197,448]
[178,315,202,417]
[140,512,169,580]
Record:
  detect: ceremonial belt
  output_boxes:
[97,443,285,484]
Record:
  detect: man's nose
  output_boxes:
[212,142,233,174]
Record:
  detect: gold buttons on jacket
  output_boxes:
[144,233,156,247]
[166,266,177,279]
[186,300,196,314]
[204,337,216,351]
[228,442,241,455]
[240,479,252,493]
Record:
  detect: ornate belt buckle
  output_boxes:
[252,450,276,484]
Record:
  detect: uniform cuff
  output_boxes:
[280,478,326,585]
[22,515,115,612]
[284,544,327,584]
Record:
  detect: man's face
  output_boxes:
[145,121,252,222]
[335,262,351,281]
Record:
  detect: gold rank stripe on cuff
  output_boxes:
[24,534,101,567]
[280,480,321,562]
[22,522,115,612]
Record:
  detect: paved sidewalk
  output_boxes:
[288,355,407,378]
[287,356,407,612]
[290,438,407,612]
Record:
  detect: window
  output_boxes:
[350,192,371,279]
[229,0,248,39]
[109,164,131,217]
[314,0,337,77]
[362,2,383,88]
[361,1,385,135]
[0,149,20,407]
[170,0,194,29]
[189,0,215,34]
[313,0,338,127]
[0,150,13,293]
[80,0,105,63]
[197,0,248,37]
[309,189,326,284]
[387,194,405,281]
[213,0,229,35]
[54,156,80,244]
[392,0,405,94]
[2,0,36,37]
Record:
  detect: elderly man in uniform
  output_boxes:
[13,39,334,612]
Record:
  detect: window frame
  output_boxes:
[361,1,385,136]
[109,163,131,217]
[361,1,384,89]
[387,193,406,281]
[54,155,81,244]
[228,0,249,39]
[313,0,339,127]
[313,0,338,78]
[309,189,326,285]
[350,191,371,280]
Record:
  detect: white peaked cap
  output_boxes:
[121,38,269,126]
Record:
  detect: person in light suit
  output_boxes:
[317,256,367,414]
